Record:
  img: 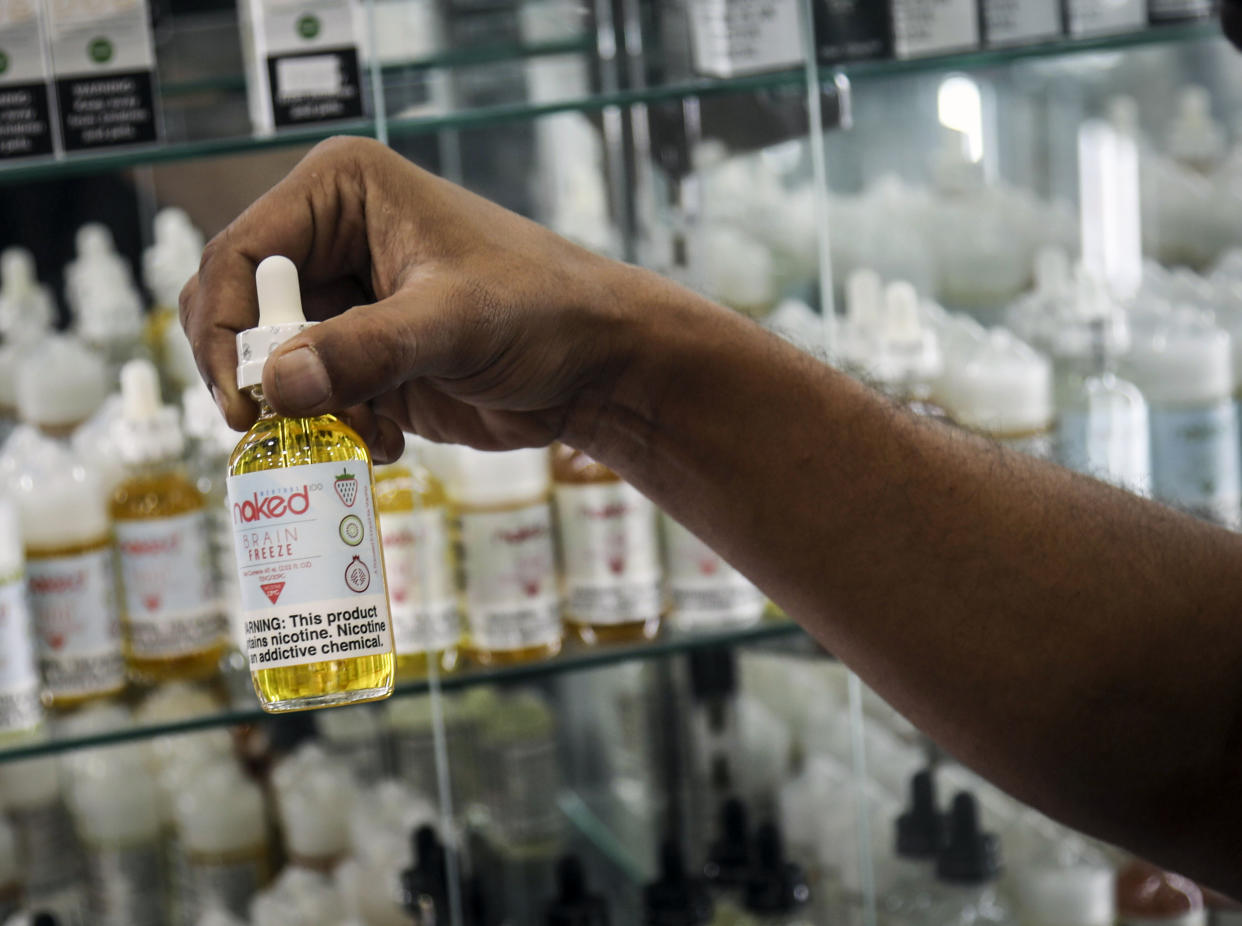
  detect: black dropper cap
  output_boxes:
[546,855,610,926]
[644,839,714,925]
[32,915,58,926]
[688,648,737,702]
[743,822,810,915]
[704,798,752,890]
[265,712,318,755]
[896,769,943,860]
[936,792,1002,885]
[402,825,449,917]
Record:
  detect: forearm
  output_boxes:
[571,261,1242,888]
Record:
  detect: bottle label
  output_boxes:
[459,502,561,652]
[115,511,223,659]
[27,547,126,699]
[227,460,393,672]
[1149,402,1241,528]
[182,855,263,923]
[0,571,41,731]
[488,737,563,844]
[685,0,802,78]
[84,842,163,926]
[663,515,764,629]
[554,483,661,625]
[379,508,460,654]
[12,800,85,900]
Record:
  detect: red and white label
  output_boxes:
[379,507,459,654]
[663,514,764,630]
[227,460,393,671]
[0,571,41,731]
[27,546,126,699]
[554,482,661,625]
[115,511,223,659]
[459,502,561,652]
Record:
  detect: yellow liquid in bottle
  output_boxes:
[111,468,224,685]
[27,535,128,710]
[551,444,661,646]
[229,391,393,712]
[375,463,461,679]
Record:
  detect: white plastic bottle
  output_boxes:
[111,360,224,683]
[448,446,562,666]
[250,867,344,926]
[71,750,166,926]
[0,757,84,924]
[663,515,766,633]
[8,436,126,708]
[142,208,204,381]
[0,818,20,922]
[1167,86,1226,175]
[272,745,354,873]
[70,240,146,383]
[175,760,269,924]
[0,496,41,737]
[1123,310,1241,527]
[874,282,945,414]
[941,328,1055,459]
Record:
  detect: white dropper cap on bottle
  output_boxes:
[176,759,267,858]
[16,336,109,432]
[447,446,550,508]
[875,281,942,389]
[115,358,185,464]
[840,267,883,371]
[251,867,345,926]
[0,248,54,339]
[1168,85,1225,172]
[237,256,315,389]
[70,749,160,846]
[144,208,205,310]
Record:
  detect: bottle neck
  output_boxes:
[249,386,277,419]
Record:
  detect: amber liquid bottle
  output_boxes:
[375,436,461,678]
[112,360,224,685]
[551,444,661,645]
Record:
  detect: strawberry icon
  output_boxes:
[698,556,719,577]
[144,594,161,612]
[335,470,359,507]
[608,555,626,575]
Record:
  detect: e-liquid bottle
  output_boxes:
[12,436,125,709]
[226,256,394,713]
[375,435,461,677]
[448,446,562,666]
[175,760,269,924]
[662,515,765,632]
[271,746,353,872]
[551,443,662,646]
[734,823,813,926]
[925,793,1012,926]
[111,359,224,684]
[880,770,944,926]
[142,208,203,385]
[0,496,42,737]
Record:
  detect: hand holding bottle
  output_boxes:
[180,136,674,464]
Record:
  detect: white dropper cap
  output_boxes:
[135,681,232,773]
[76,223,114,258]
[176,759,267,856]
[6,430,110,550]
[1124,309,1234,406]
[70,750,160,845]
[446,445,550,508]
[1168,85,1225,171]
[272,744,354,864]
[16,336,108,431]
[113,358,185,464]
[144,208,205,310]
[1015,865,1116,926]
[251,867,345,926]
[941,328,1053,436]
[839,268,884,371]
[237,256,315,389]
[0,248,54,338]
[874,281,942,388]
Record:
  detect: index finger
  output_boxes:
[179,136,375,428]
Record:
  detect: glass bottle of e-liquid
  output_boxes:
[226,256,394,712]
[111,359,224,684]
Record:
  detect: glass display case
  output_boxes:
[0,0,1235,924]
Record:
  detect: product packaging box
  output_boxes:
[891,0,980,57]
[45,0,160,151]
[980,0,1063,45]
[0,0,57,158]
[1147,0,1215,23]
[686,0,803,78]
[1064,0,1147,36]
[240,0,366,134]
[814,0,892,63]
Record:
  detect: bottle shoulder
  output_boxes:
[111,467,205,520]
[229,413,372,475]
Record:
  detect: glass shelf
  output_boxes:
[0,19,1220,186]
[0,619,805,765]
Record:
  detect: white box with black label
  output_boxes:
[980,0,1062,45]
[45,0,160,151]
[1064,0,1146,36]
[687,0,802,78]
[0,0,57,157]
[892,0,980,58]
[241,0,366,134]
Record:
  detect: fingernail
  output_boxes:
[272,346,331,410]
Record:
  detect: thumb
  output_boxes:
[262,288,462,417]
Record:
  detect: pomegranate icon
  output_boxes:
[344,556,371,593]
